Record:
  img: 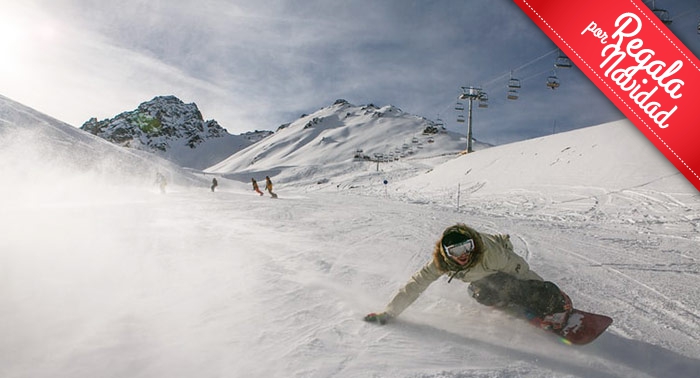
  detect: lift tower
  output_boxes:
[459,86,486,153]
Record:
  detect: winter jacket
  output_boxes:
[384,224,542,317]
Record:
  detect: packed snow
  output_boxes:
[1,95,699,378]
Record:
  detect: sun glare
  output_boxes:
[0,6,63,76]
[37,24,59,41]
[0,18,26,51]
[0,6,61,50]
[0,15,28,74]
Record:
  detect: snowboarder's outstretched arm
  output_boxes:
[364,260,442,324]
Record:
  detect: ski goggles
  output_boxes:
[444,239,475,258]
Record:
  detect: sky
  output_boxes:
[1,0,700,145]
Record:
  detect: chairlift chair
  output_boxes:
[546,72,560,89]
[653,8,672,25]
[478,93,489,108]
[455,102,465,111]
[650,1,672,25]
[554,51,573,69]
[508,71,521,89]
[456,115,466,123]
[507,89,519,100]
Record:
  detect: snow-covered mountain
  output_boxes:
[80,96,259,170]
[207,99,489,186]
[2,95,699,378]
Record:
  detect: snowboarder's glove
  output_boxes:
[364,312,391,325]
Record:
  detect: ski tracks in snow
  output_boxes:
[267,189,700,377]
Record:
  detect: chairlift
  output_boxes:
[478,93,489,108]
[456,114,465,123]
[653,8,672,25]
[554,50,573,69]
[455,102,465,111]
[546,71,560,89]
[507,89,519,100]
[650,0,672,25]
[508,71,521,89]
[697,17,700,34]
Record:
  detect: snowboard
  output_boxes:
[543,309,612,345]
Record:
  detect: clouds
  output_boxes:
[1,0,698,144]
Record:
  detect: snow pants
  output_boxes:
[468,272,569,317]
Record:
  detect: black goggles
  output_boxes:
[444,239,475,258]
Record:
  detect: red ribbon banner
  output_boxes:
[514,0,700,192]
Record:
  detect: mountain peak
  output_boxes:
[80,95,252,169]
[137,96,203,122]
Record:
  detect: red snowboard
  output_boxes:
[550,309,613,345]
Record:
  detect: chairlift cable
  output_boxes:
[520,67,556,83]
[439,46,562,123]
[480,48,558,89]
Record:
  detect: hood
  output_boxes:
[432,223,484,273]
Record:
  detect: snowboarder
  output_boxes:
[364,223,572,330]
[211,178,218,192]
[265,176,278,198]
[251,178,264,196]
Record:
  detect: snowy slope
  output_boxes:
[206,100,488,186]
[0,94,208,199]
[399,119,690,195]
[2,97,699,378]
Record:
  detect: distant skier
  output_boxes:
[155,172,167,194]
[211,178,218,192]
[251,178,263,196]
[265,176,278,198]
[364,223,573,330]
